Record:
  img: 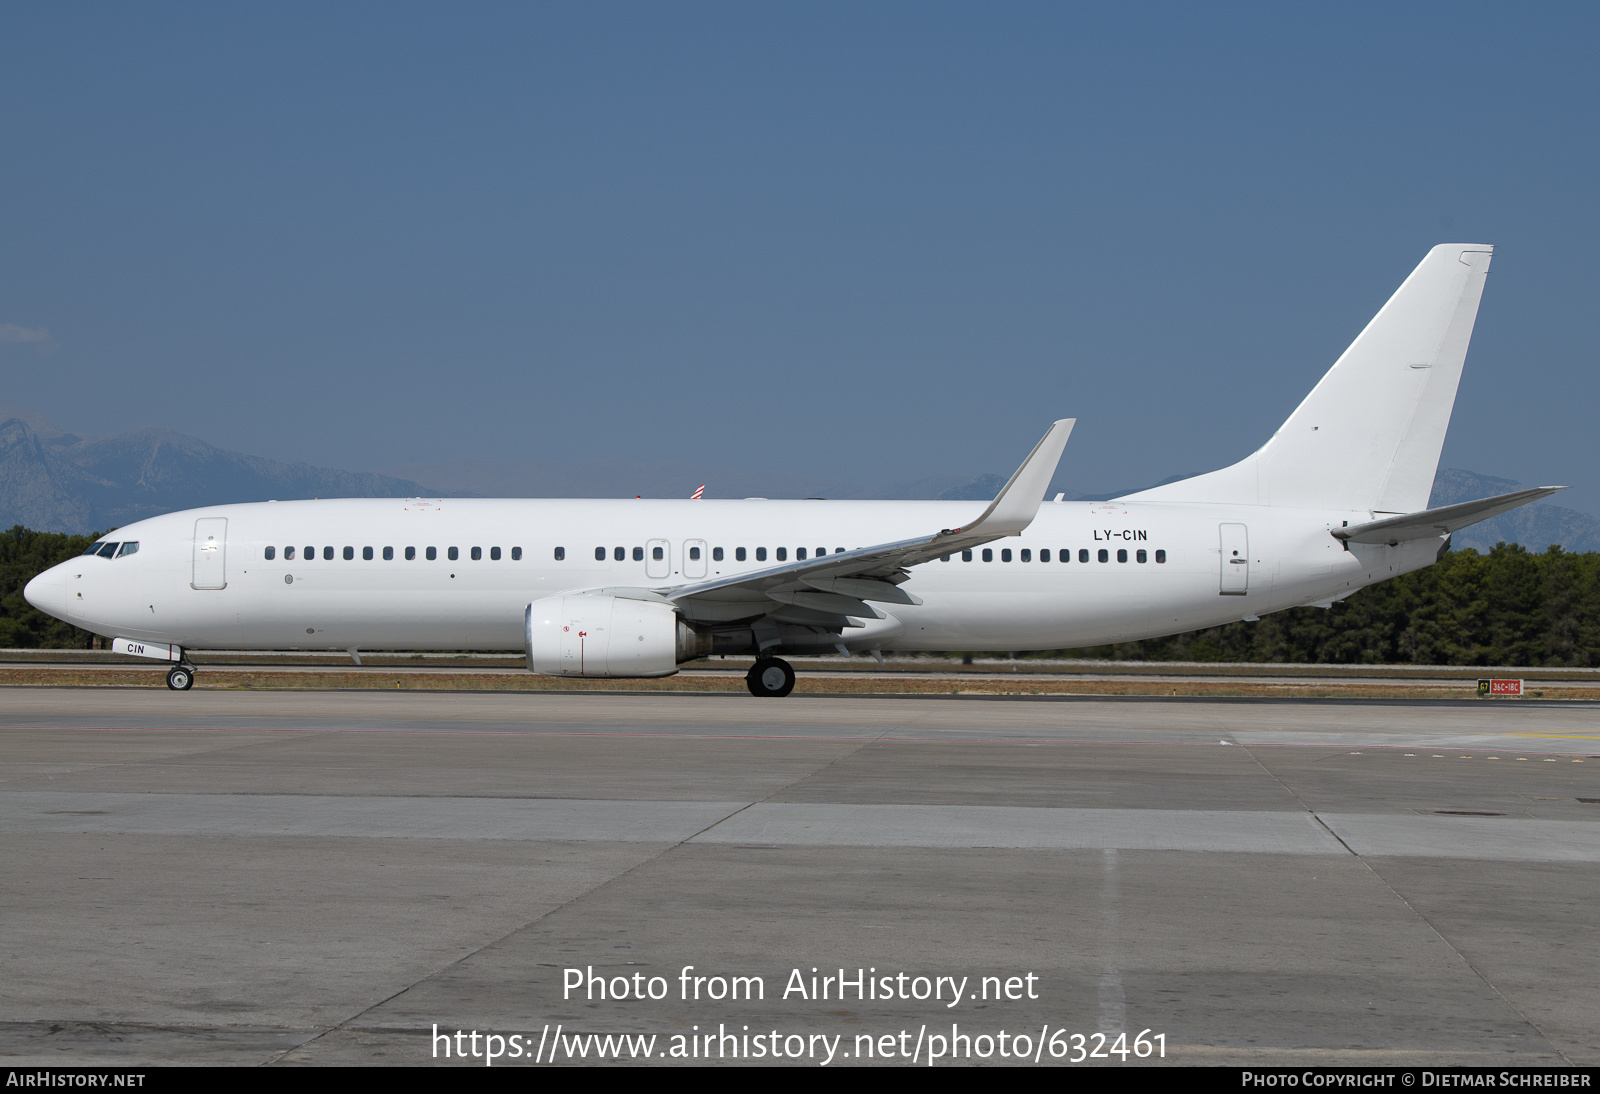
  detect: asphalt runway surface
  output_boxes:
[2,688,1598,1067]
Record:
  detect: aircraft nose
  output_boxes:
[23,565,66,618]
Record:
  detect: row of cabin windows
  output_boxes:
[266,546,523,562]
[259,543,1166,566]
[582,546,847,563]
[552,545,1167,565]
[945,548,1167,564]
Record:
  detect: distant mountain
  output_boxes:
[0,410,428,534]
[380,457,994,502]
[936,471,1198,503]
[380,456,854,502]
[2,404,1595,552]
[936,473,1008,501]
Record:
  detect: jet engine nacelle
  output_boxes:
[525,595,709,678]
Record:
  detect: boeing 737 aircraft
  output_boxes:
[24,244,1560,696]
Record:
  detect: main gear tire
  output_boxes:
[745,656,795,698]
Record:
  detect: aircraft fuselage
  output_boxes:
[25,496,1437,655]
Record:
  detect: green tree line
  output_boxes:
[4,524,1598,665]
[0,525,103,648]
[1067,544,1600,667]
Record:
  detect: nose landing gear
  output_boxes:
[745,656,795,698]
[165,664,195,691]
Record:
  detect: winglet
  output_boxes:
[945,419,1075,539]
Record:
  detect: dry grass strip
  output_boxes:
[1,667,1594,701]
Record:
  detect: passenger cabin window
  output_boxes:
[511,547,522,560]
[1040,549,1050,562]
[962,550,972,561]
[1001,549,1012,562]
[1020,549,1030,562]
[1117,549,1128,563]
[776,548,787,561]
[306,546,316,560]
[265,546,276,561]
[285,546,296,560]
[553,547,565,561]
[383,547,394,560]
[1136,549,1147,563]
[471,547,482,561]
[490,547,501,561]
[982,549,993,562]
[688,546,701,560]
[1098,549,1109,563]
[712,547,723,562]
[796,548,806,560]
[405,547,416,560]
[1155,550,1167,564]
[448,547,459,561]
[633,546,644,561]
[426,547,437,561]
[596,547,606,561]
[324,546,334,560]
[1079,549,1090,563]
[363,547,373,560]
[754,547,765,561]
[344,546,355,560]
[652,546,664,561]
[735,548,746,561]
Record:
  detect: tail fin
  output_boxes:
[1124,244,1493,513]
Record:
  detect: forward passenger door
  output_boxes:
[191,518,228,590]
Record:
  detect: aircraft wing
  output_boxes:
[660,419,1075,625]
[1332,486,1565,546]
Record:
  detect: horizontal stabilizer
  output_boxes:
[1332,487,1565,545]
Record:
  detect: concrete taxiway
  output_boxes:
[1,688,1597,1066]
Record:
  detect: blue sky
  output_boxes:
[2,3,1597,507]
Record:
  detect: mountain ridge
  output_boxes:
[0,412,429,533]
[1,407,1594,552]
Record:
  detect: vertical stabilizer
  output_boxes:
[1124,245,1493,513]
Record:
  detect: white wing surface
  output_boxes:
[657,419,1075,626]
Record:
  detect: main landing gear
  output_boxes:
[165,664,196,691]
[745,656,795,698]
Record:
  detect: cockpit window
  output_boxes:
[83,544,105,556]
[115,542,139,557]
[96,542,120,557]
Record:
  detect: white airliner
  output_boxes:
[25,244,1560,696]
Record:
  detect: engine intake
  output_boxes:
[525,595,709,678]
